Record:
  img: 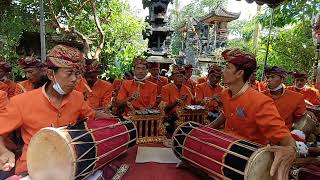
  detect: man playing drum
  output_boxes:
[287,72,320,106]
[262,66,307,130]
[209,48,297,180]
[0,45,112,179]
[117,57,157,114]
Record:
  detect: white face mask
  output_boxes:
[134,75,147,82]
[52,73,66,95]
[295,85,306,90]
[269,84,283,92]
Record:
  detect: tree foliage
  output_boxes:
[0,0,146,80]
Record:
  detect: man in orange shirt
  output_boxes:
[147,62,169,95]
[0,58,16,98]
[84,61,113,110]
[183,64,197,96]
[161,65,192,145]
[14,56,47,95]
[0,45,111,178]
[287,72,320,106]
[195,64,223,121]
[249,67,267,92]
[147,62,169,106]
[117,58,157,114]
[262,66,307,130]
[209,48,296,180]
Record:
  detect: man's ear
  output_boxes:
[47,69,54,81]
[235,69,244,79]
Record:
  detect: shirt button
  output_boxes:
[230,113,233,117]
[58,113,61,118]
[231,128,234,131]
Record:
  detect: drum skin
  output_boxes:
[172,121,275,180]
[27,117,137,180]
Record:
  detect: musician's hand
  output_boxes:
[176,95,187,104]
[128,92,140,102]
[266,145,296,180]
[0,149,15,171]
[202,97,210,104]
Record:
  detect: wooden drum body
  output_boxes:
[27,118,137,180]
[293,112,318,137]
[172,121,275,180]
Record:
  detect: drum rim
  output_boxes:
[27,127,77,180]
[244,147,274,180]
[171,121,202,159]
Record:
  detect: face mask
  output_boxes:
[295,85,306,90]
[269,84,283,92]
[52,74,66,95]
[134,76,147,82]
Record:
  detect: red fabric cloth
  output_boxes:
[107,143,200,180]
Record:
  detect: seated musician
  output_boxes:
[209,48,297,180]
[195,64,223,121]
[83,60,113,110]
[0,45,112,179]
[249,67,267,92]
[287,72,320,106]
[14,56,47,95]
[0,58,17,98]
[146,62,169,105]
[262,66,307,130]
[160,65,192,146]
[183,64,197,96]
[117,57,157,114]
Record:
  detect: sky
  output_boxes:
[128,0,262,20]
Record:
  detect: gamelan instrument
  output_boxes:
[27,117,137,180]
[176,105,209,125]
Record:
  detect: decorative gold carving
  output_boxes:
[176,106,209,127]
[128,110,166,144]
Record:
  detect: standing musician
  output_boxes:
[83,60,113,110]
[287,72,320,106]
[209,48,297,180]
[117,57,157,114]
[14,56,47,95]
[0,45,112,179]
[195,64,223,121]
[262,66,307,130]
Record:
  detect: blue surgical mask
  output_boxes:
[52,74,66,95]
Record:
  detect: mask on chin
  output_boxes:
[52,74,66,95]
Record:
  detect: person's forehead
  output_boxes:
[135,64,147,69]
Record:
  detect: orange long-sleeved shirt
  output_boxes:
[221,87,291,145]
[87,79,113,109]
[262,89,306,130]
[117,80,157,110]
[0,86,95,174]
[287,86,320,106]
[195,82,223,111]
[147,76,169,95]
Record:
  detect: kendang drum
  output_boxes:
[27,117,137,180]
[172,121,275,180]
[307,105,320,121]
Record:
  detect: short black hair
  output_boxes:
[234,64,254,83]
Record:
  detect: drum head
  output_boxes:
[244,148,276,180]
[27,128,76,180]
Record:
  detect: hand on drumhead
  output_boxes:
[0,149,15,171]
[266,145,296,180]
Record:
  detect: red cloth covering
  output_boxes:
[148,62,160,69]
[104,143,200,180]
[292,72,308,79]
[86,61,102,73]
[47,44,85,68]
[18,56,44,69]
[264,66,287,78]
[298,165,320,180]
[222,48,257,71]
[133,57,147,67]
